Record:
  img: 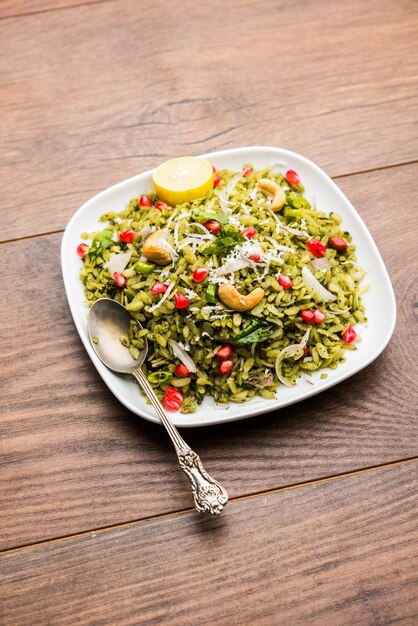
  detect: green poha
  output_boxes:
[79,164,366,413]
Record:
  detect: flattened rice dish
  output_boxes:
[78,158,366,413]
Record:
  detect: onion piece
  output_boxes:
[275,329,310,387]
[249,185,258,200]
[140,226,155,242]
[104,251,132,276]
[215,257,251,277]
[168,339,197,373]
[188,222,213,237]
[247,371,274,388]
[312,257,331,271]
[302,265,336,302]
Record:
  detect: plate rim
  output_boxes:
[61,145,397,427]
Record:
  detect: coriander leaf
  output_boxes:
[201,239,225,256]
[201,225,245,257]
[221,225,245,241]
[191,209,229,225]
[88,228,114,262]
[201,239,235,256]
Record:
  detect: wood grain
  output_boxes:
[1,462,417,625]
[1,0,418,240]
[0,162,417,550]
[0,0,107,19]
[1,1,417,622]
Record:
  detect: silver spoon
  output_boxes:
[88,298,228,515]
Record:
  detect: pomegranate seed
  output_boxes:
[113,272,126,287]
[242,226,256,238]
[119,230,136,243]
[278,274,293,289]
[328,236,348,253]
[313,308,326,323]
[175,364,190,377]
[213,175,221,187]
[155,200,172,211]
[218,360,234,375]
[151,282,168,295]
[192,267,209,282]
[216,344,233,360]
[342,326,357,344]
[249,253,261,262]
[162,396,181,412]
[77,243,89,258]
[242,164,253,177]
[285,169,301,186]
[164,386,184,403]
[204,219,221,234]
[139,194,152,207]
[174,292,189,309]
[212,165,217,173]
[300,309,315,323]
[307,238,327,258]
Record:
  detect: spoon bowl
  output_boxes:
[89,298,147,373]
[87,298,228,515]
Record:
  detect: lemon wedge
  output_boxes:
[152,156,214,206]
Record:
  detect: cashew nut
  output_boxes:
[258,178,286,212]
[218,284,265,312]
[142,229,172,265]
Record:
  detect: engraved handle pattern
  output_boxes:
[178,449,228,515]
[132,368,228,515]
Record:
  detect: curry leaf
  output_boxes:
[232,319,274,345]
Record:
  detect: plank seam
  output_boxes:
[1,455,417,557]
[1,159,417,246]
[0,0,115,21]
[332,158,418,180]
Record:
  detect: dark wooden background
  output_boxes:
[1,1,417,624]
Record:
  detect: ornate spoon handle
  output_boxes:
[132,368,228,515]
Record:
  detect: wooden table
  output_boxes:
[1,0,417,623]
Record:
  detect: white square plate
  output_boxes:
[61,146,396,427]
